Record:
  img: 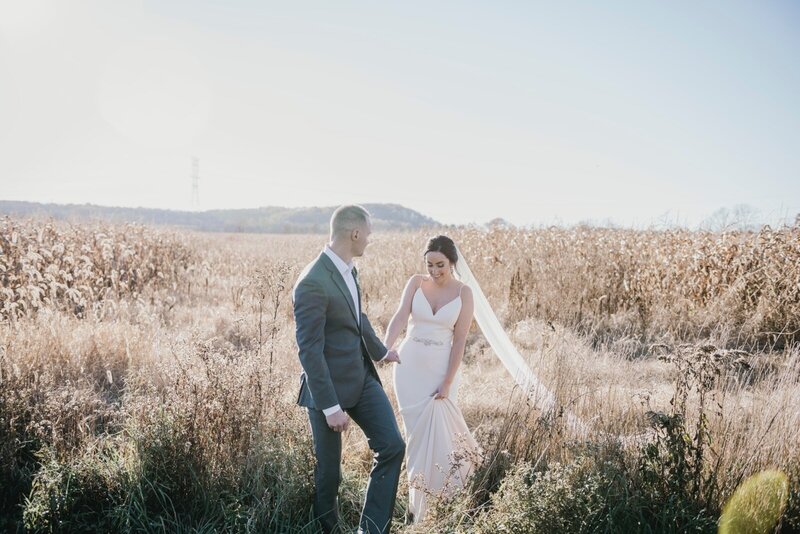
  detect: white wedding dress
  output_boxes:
[393,286,479,522]
[391,247,597,522]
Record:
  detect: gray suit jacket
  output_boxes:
[293,252,387,411]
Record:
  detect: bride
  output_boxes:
[383,235,479,522]
[384,234,589,523]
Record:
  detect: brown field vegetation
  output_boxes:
[1,216,799,532]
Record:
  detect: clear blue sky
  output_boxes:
[1,1,798,227]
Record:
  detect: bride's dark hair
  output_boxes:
[424,235,458,265]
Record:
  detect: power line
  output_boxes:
[191,157,200,210]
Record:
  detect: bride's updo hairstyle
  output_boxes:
[424,235,458,266]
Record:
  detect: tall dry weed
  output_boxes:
[2,218,799,532]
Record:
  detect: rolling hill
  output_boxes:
[0,200,440,233]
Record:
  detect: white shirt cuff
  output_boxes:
[322,404,342,416]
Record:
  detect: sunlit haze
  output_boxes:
[1,1,798,227]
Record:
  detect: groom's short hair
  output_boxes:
[330,205,371,238]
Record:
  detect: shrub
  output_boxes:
[471,456,610,533]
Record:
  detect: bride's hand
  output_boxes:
[383,349,401,364]
[434,382,451,400]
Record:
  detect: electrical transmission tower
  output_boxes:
[191,157,200,210]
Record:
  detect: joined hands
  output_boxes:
[383,349,401,364]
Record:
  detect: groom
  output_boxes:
[293,205,404,534]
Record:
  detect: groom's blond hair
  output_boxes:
[330,205,370,238]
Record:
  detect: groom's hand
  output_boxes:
[383,349,401,364]
[326,409,350,432]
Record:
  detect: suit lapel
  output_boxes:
[353,267,362,332]
[319,253,359,325]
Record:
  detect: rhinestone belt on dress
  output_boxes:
[412,337,444,346]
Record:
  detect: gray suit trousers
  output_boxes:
[307,372,405,534]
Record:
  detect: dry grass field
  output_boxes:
[1,216,799,533]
